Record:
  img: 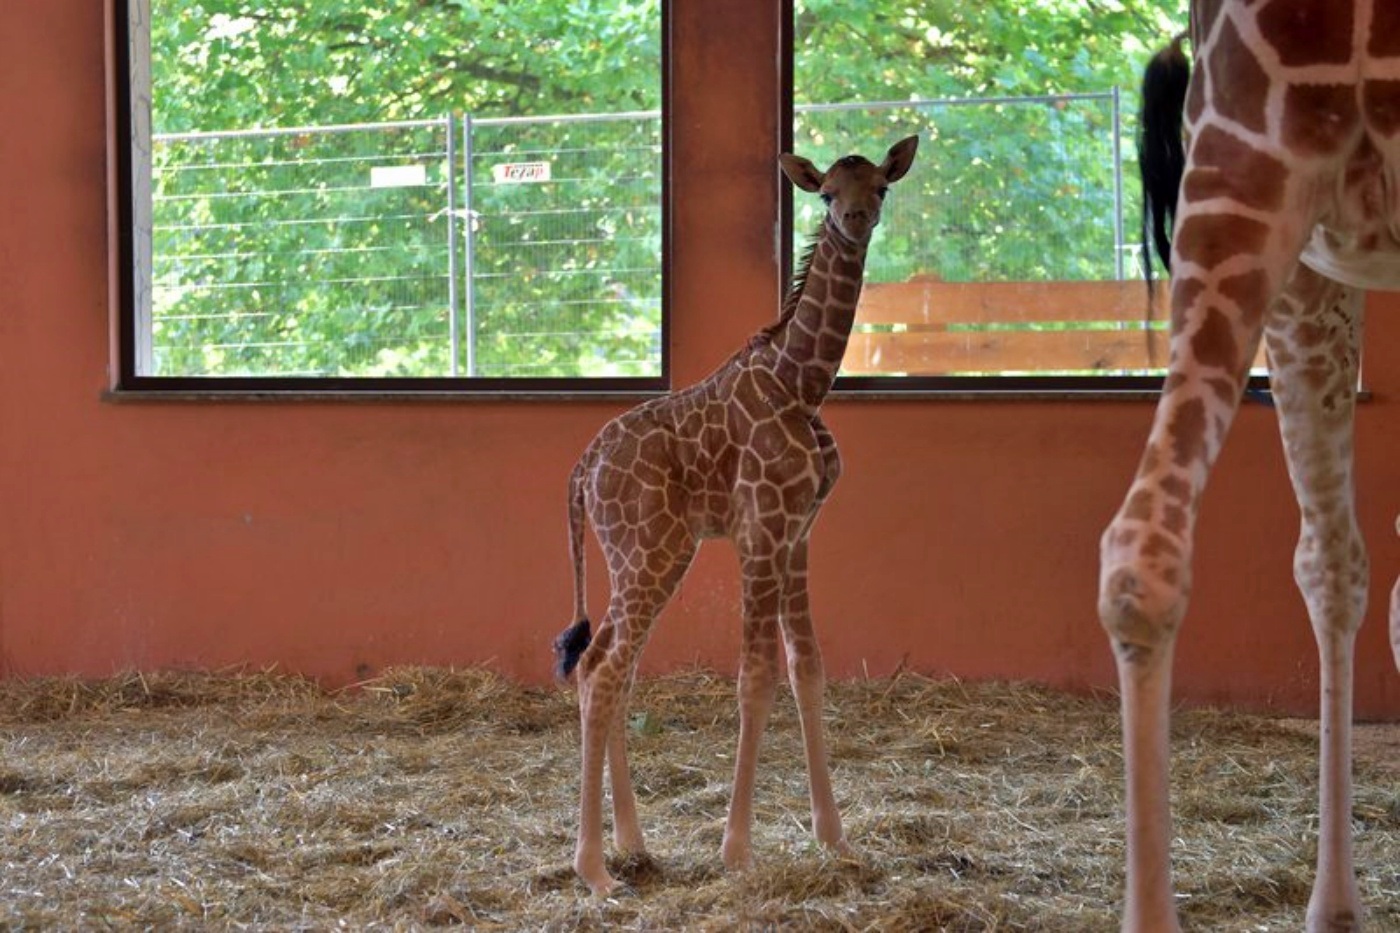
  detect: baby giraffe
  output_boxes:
[554,136,918,895]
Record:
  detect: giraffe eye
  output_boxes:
[820,193,834,205]
[876,186,889,199]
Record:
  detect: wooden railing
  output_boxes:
[846,278,1206,376]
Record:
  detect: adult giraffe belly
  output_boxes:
[1298,135,1400,290]
[1300,224,1400,290]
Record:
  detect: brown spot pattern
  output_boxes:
[1282,84,1360,155]
[1257,0,1353,65]
[1207,16,1271,133]
[1160,474,1190,503]
[1363,80,1400,137]
[1173,214,1270,271]
[1125,489,1155,521]
[1170,398,1208,467]
[1191,307,1241,373]
[1217,269,1270,324]
[1372,1,1400,56]
[1183,126,1288,212]
[1143,532,1183,560]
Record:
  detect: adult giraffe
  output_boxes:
[1099,1,1400,929]
[555,136,918,896]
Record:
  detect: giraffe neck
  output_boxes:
[768,219,869,410]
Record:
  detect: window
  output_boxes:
[117,0,666,392]
[790,0,1265,393]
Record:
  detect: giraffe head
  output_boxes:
[779,135,919,244]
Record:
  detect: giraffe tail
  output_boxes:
[553,459,592,680]
[1138,32,1190,280]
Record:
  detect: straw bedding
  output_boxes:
[0,667,1395,930]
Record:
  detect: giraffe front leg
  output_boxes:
[1099,381,1220,933]
[721,548,783,873]
[1100,242,1277,930]
[1266,269,1366,931]
[781,536,850,857]
[1099,479,1187,933]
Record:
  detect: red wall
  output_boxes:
[1,1,1397,718]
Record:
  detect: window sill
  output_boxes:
[102,388,666,404]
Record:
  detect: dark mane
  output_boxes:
[755,224,823,344]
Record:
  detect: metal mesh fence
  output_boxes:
[465,113,662,378]
[150,114,663,379]
[152,121,456,377]
[148,97,1122,379]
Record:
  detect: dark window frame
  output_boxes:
[110,0,672,399]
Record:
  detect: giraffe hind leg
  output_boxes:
[572,613,627,895]
[1392,521,1400,671]
[1266,268,1366,931]
[571,534,695,895]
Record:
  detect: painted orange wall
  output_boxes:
[1,1,1397,719]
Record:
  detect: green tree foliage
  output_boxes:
[794,0,1184,103]
[152,1,662,129]
[793,0,1185,284]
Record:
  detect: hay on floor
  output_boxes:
[0,667,1396,930]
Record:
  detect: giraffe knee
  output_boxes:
[1097,518,1187,664]
[783,630,824,682]
[1103,565,1181,661]
[1294,531,1368,639]
[738,639,781,700]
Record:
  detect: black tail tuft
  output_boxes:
[554,617,592,680]
[1138,35,1190,281]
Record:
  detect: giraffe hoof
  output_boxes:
[613,831,647,856]
[1305,902,1361,932]
[580,871,620,898]
[830,837,861,861]
[575,852,620,897]
[721,839,753,873]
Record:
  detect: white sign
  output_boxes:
[369,164,428,188]
[492,161,552,184]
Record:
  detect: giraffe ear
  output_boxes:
[779,154,825,192]
[879,135,919,184]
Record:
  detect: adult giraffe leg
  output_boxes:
[721,543,785,872]
[1393,526,1400,671]
[1098,177,1313,928]
[1264,268,1366,931]
[1392,515,1400,674]
[780,534,848,854]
